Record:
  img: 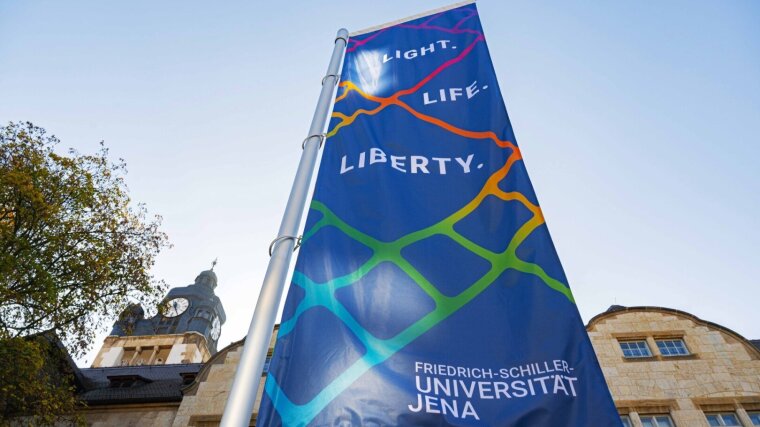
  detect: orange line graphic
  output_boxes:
[328,36,516,152]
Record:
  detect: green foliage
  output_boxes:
[0,121,170,422]
[0,335,82,425]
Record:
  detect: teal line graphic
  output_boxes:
[267,179,574,425]
[264,7,575,426]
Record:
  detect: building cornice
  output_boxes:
[586,305,760,359]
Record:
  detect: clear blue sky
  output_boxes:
[1,1,758,366]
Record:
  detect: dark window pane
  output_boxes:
[722,414,740,426]
[749,412,760,425]
[640,417,656,427]
[656,339,689,356]
[619,340,652,358]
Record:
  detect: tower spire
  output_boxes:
[211,257,218,271]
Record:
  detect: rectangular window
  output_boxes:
[706,413,741,426]
[619,340,652,358]
[749,411,760,425]
[640,415,675,427]
[656,338,690,356]
[620,414,632,427]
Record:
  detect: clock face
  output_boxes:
[163,297,189,317]
[210,316,221,340]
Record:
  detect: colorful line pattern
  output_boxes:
[264,7,575,426]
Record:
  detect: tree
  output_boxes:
[0,121,170,423]
[0,334,81,425]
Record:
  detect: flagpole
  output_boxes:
[220,28,349,427]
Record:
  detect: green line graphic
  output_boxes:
[264,8,576,425]
[268,174,575,425]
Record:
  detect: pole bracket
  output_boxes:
[335,34,349,44]
[268,235,302,257]
[302,133,326,149]
[322,73,340,86]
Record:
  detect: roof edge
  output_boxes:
[586,305,760,358]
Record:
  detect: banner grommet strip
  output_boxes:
[301,133,326,149]
[268,235,302,257]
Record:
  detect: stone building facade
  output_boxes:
[40,265,754,427]
[588,306,760,427]
[70,269,228,426]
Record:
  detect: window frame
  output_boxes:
[705,412,742,426]
[748,411,760,425]
[262,356,272,375]
[655,338,690,357]
[639,414,675,427]
[620,414,632,427]
[618,339,653,359]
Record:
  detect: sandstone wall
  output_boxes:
[588,308,760,427]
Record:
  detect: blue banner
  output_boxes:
[258,3,621,426]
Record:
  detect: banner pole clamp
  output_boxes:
[302,133,326,149]
[322,73,340,86]
[268,235,302,257]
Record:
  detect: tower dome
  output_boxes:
[95,267,227,367]
[194,270,218,289]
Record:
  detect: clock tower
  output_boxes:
[91,269,226,367]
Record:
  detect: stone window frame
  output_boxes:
[613,332,699,362]
[620,340,652,358]
[699,401,760,427]
[747,411,760,425]
[650,333,698,360]
[638,413,676,427]
[705,412,742,426]
[654,338,690,357]
[260,349,274,377]
[618,404,679,427]
[615,336,655,360]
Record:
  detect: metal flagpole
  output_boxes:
[220,28,349,427]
